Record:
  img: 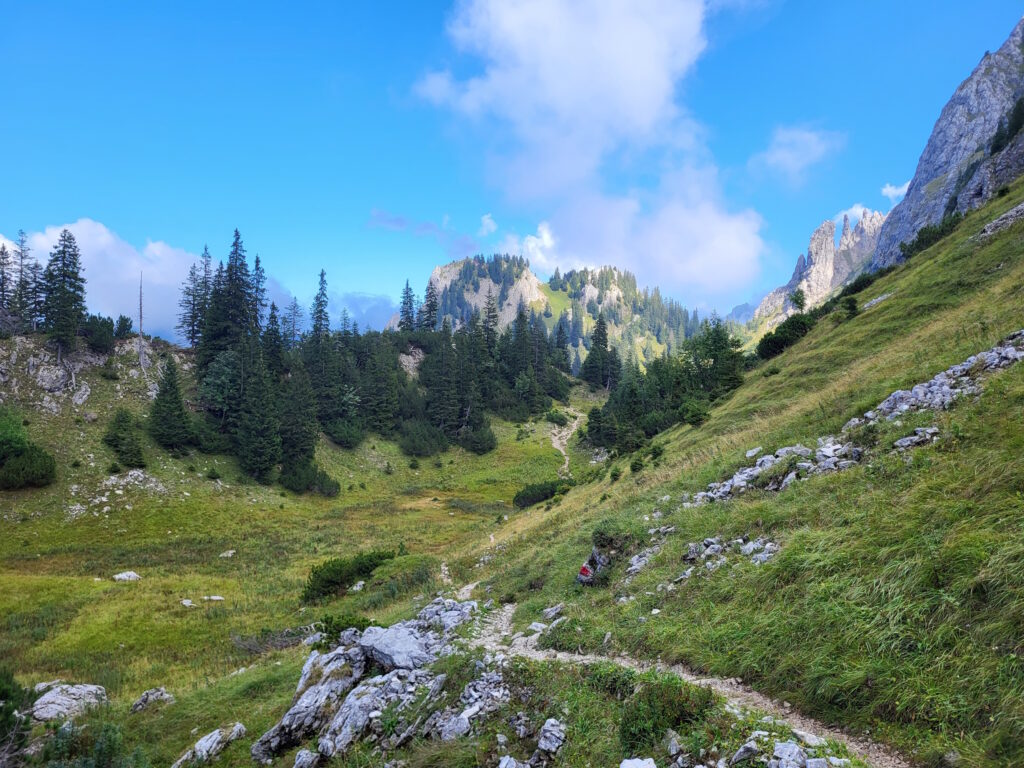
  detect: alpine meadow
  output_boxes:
[3,4,1024,768]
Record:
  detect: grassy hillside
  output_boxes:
[2,180,1024,766]
[467,179,1024,766]
[0,341,607,765]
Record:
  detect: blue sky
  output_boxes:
[1,1,1021,338]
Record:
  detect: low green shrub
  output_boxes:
[757,313,816,359]
[325,418,364,449]
[302,549,396,602]
[619,673,714,754]
[280,459,340,497]
[545,409,569,426]
[0,408,56,490]
[459,424,496,454]
[630,456,644,473]
[42,722,150,768]
[592,517,637,552]
[513,479,571,508]
[899,212,963,260]
[585,661,637,700]
[398,419,448,457]
[102,408,146,468]
[0,667,34,756]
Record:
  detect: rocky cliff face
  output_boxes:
[871,16,1024,268]
[754,210,885,329]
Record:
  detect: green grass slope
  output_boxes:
[473,181,1024,766]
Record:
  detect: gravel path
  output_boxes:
[550,407,583,477]
[469,603,910,768]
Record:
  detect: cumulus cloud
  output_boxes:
[477,213,497,237]
[418,0,766,302]
[833,203,868,225]
[749,126,845,185]
[416,0,707,199]
[328,291,399,332]
[0,219,197,341]
[882,180,910,206]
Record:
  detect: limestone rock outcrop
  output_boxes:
[754,210,885,330]
[872,17,1024,267]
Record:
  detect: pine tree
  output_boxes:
[425,319,461,435]
[237,354,280,482]
[398,280,415,331]
[199,245,213,308]
[262,302,285,381]
[41,230,86,360]
[10,231,31,328]
[310,270,330,338]
[579,314,610,389]
[149,357,193,450]
[177,262,204,346]
[418,281,439,330]
[25,261,46,330]
[196,231,252,374]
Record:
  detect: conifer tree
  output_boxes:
[279,360,319,471]
[283,297,304,349]
[262,302,285,381]
[237,354,280,482]
[41,229,86,360]
[149,357,193,450]
[199,245,213,308]
[0,244,10,310]
[418,281,439,330]
[25,261,46,330]
[362,340,398,434]
[251,253,267,331]
[10,231,31,328]
[426,319,460,435]
[177,262,204,347]
[483,288,499,354]
[398,280,415,331]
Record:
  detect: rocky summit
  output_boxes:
[754,210,885,330]
[872,17,1024,267]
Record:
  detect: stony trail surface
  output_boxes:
[551,407,583,476]
[468,603,910,768]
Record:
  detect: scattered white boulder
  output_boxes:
[171,722,246,768]
[219,549,236,558]
[31,682,107,722]
[130,687,175,713]
[113,571,140,582]
[181,599,196,608]
[620,760,657,768]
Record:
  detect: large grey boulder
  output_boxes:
[360,624,435,670]
[251,646,365,763]
[535,718,566,754]
[772,740,808,768]
[31,682,106,722]
[170,722,245,768]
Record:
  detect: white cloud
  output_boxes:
[478,213,497,237]
[881,180,909,206]
[749,126,844,185]
[419,0,767,302]
[833,203,868,225]
[1,219,197,340]
[416,0,707,199]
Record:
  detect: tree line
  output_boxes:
[0,229,133,359]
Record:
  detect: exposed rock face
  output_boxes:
[872,16,1024,268]
[754,211,885,330]
[253,598,479,764]
[31,682,107,722]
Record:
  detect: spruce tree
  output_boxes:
[283,297,304,349]
[362,340,398,434]
[279,361,319,471]
[483,288,499,354]
[398,280,415,331]
[262,302,285,381]
[26,261,46,330]
[418,282,439,330]
[237,354,280,482]
[0,244,10,310]
[177,262,204,347]
[251,253,267,332]
[149,357,193,450]
[10,231,30,326]
[41,229,86,360]
[199,245,213,309]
